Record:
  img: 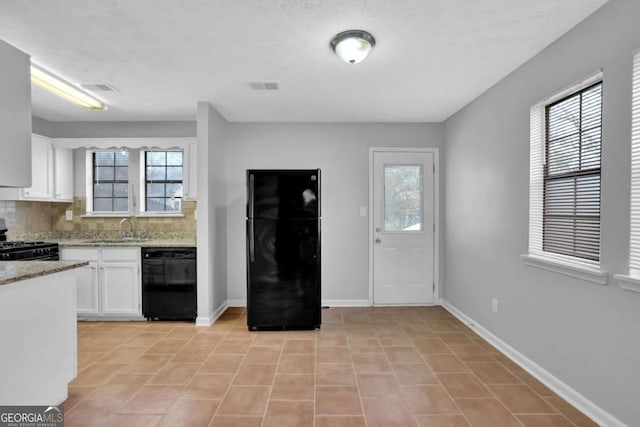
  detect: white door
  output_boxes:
[372,150,435,305]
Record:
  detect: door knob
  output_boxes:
[375,237,382,243]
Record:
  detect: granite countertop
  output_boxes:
[0,261,89,286]
[57,238,197,248]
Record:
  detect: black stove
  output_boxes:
[0,241,60,261]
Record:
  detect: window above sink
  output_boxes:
[53,137,197,218]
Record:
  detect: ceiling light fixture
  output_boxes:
[330,30,376,64]
[30,64,106,110]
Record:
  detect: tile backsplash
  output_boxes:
[0,198,196,240]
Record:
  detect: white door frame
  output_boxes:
[368,147,440,306]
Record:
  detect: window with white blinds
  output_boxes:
[629,52,640,276]
[543,82,602,261]
[528,74,603,266]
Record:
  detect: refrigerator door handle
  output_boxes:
[248,173,255,218]
[248,219,256,262]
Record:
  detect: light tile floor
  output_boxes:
[64,307,598,426]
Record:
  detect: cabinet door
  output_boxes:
[60,248,100,315]
[0,40,31,188]
[183,141,197,200]
[54,146,74,201]
[22,134,53,200]
[75,262,99,314]
[101,262,140,315]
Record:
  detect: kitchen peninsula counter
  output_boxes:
[0,261,84,405]
[0,260,88,285]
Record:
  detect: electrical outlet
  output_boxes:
[491,298,499,314]
[65,210,73,221]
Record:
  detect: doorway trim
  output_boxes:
[368,147,440,306]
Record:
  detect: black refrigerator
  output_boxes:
[246,169,321,331]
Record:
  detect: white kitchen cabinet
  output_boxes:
[101,248,140,316]
[183,141,198,200]
[53,146,74,201]
[21,134,53,200]
[0,134,74,202]
[0,39,31,188]
[75,262,100,314]
[61,247,141,319]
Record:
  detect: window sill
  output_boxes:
[521,254,608,285]
[82,212,185,219]
[614,274,640,293]
[137,213,185,218]
[81,213,130,218]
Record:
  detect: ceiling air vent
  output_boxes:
[249,81,280,90]
[80,83,118,92]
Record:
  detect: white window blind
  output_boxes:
[529,104,544,256]
[543,83,602,262]
[629,52,640,275]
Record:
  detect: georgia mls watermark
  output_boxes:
[0,406,64,427]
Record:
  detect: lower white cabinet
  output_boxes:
[61,247,141,319]
[75,261,99,314]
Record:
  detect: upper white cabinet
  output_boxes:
[0,134,74,202]
[0,40,31,188]
[53,146,74,201]
[22,134,53,200]
[183,141,198,200]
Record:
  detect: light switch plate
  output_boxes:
[65,210,73,221]
[360,206,367,217]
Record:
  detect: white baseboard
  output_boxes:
[195,300,229,327]
[77,315,146,322]
[441,299,627,427]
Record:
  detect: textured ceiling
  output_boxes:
[0,0,608,123]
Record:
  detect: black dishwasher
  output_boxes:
[142,247,197,321]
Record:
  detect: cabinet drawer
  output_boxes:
[60,248,99,261]
[101,247,140,262]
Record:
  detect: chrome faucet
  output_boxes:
[119,217,135,239]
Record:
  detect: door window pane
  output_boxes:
[384,165,423,231]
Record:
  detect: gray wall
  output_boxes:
[32,116,52,137]
[443,0,639,424]
[223,123,444,304]
[49,121,196,138]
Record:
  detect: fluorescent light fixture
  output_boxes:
[30,64,106,110]
[330,30,376,64]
